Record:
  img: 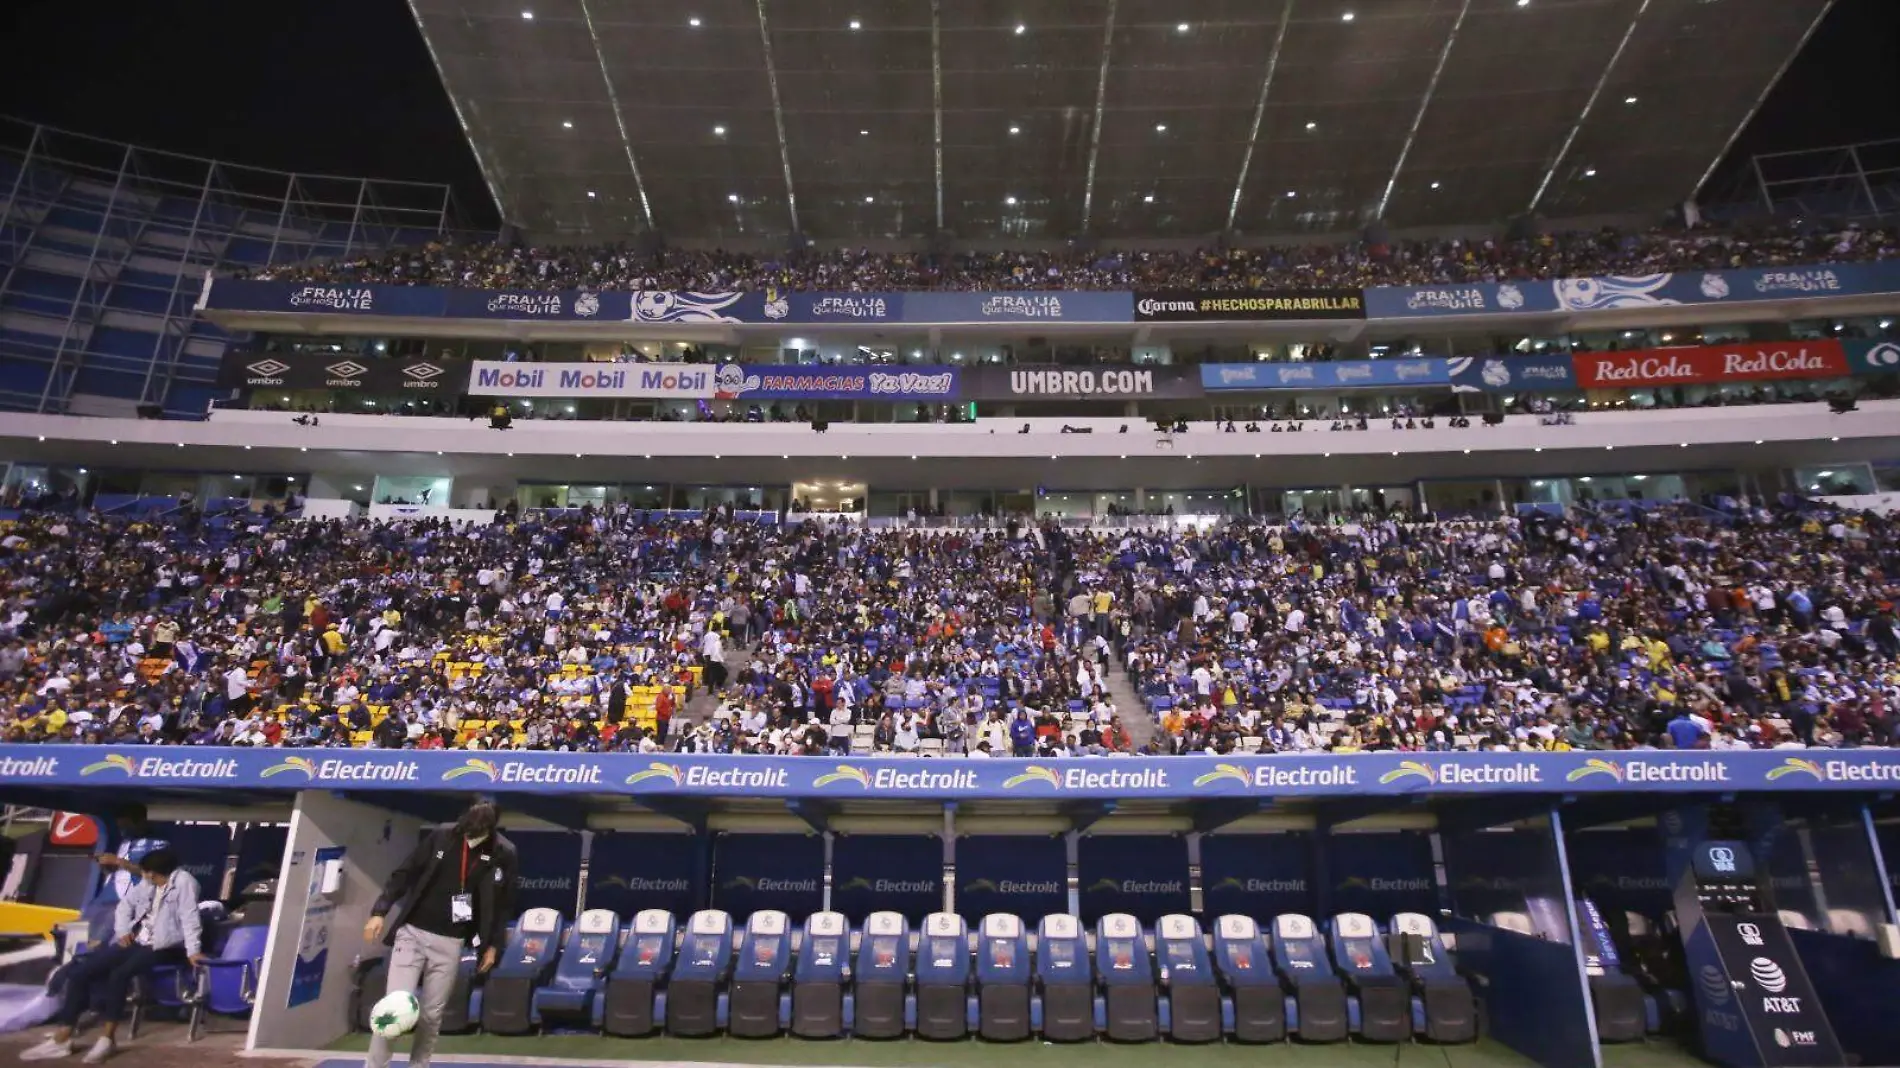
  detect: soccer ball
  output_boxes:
[370,990,421,1038]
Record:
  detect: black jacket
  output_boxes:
[372,828,518,951]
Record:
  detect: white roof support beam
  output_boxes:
[1375,0,1473,221]
[1078,0,1120,233]
[754,0,801,234]
[576,0,656,229]
[1226,0,1298,231]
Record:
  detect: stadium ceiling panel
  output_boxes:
[409,0,1834,243]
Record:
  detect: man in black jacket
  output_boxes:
[363,801,517,1068]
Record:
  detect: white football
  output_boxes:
[370,989,421,1038]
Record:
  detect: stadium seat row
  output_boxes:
[409,907,1479,1043]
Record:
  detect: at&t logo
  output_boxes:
[1750,956,1787,993]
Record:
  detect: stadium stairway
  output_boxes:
[672,645,752,736]
[1104,662,1157,752]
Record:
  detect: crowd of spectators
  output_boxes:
[1,496,1897,757]
[243,221,1897,293]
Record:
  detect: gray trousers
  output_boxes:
[367,925,464,1068]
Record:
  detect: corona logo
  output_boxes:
[441,758,498,782]
[1765,758,1823,782]
[1378,760,1437,785]
[1566,758,1626,783]
[624,762,684,787]
[1192,764,1252,788]
[261,756,317,779]
[1001,766,1062,790]
[811,765,870,788]
[80,755,137,777]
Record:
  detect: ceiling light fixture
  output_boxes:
[713,124,726,135]
[1624,96,1638,104]
[859,129,869,136]
[1342,11,1355,21]
[848,18,861,29]
[1305,121,1317,130]
[1430,180,1441,189]
[1155,123,1167,132]
[1176,22,1191,33]
[1004,195,1017,205]
[1143,194,1154,203]
[561,120,573,129]
[688,15,701,26]
[1583,168,1597,177]
[728,193,739,202]
[1008,124,1021,134]
[1285,190,1296,197]
[864,195,874,203]
[1014,23,1025,34]
[586,190,596,198]
[521,9,533,19]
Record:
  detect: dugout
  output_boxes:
[1,747,1896,1068]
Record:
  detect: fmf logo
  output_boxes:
[625,762,684,787]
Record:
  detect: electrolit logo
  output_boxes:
[1002,765,1062,789]
[839,877,937,894]
[1566,758,1731,785]
[721,876,819,893]
[594,875,692,892]
[1210,877,1306,893]
[261,756,317,779]
[439,758,601,786]
[0,755,60,778]
[80,755,239,780]
[812,764,871,788]
[1766,758,1824,782]
[961,878,1063,895]
[1337,876,1431,892]
[1086,878,1184,895]
[1191,763,1251,788]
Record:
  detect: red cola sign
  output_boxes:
[1573,341,1849,388]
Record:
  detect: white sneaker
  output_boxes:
[16,1037,72,1061]
[77,1039,113,1065]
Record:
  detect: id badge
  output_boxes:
[450,893,474,924]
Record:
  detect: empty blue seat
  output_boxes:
[914,912,972,1040]
[851,911,911,1039]
[1329,912,1408,1042]
[1094,913,1156,1042]
[482,908,567,1035]
[531,908,620,1028]
[599,908,676,1036]
[666,909,734,1037]
[975,913,1030,1042]
[1034,913,1093,1042]
[1212,915,1285,1042]
[188,924,269,1040]
[1155,914,1218,1043]
[728,910,793,1037]
[1273,913,1346,1042]
[790,911,849,1038]
[1388,912,1476,1042]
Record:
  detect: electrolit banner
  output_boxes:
[1078,834,1190,924]
[149,822,231,893]
[587,833,703,919]
[954,835,1067,922]
[1566,828,1671,917]
[1365,261,1900,319]
[1201,832,1312,919]
[1329,832,1437,916]
[1447,354,1578,393]
[509,831,583,915]
[830,834,940,924]
[711,833,823,921]
[6,748,1900,800]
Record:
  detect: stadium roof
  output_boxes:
[410,0,1834,243]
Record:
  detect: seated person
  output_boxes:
[20,849,205,1064]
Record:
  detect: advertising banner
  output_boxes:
[759,289,905,324]
[1702,913,1844,1065]
[8,748,1900,801]
[1844,339,1900,376]
[1134,289,1365,321]
[509,831,582,915]
[220,352,469,395]
[587,833,703,919]
[198,278,448,318]
[1200,832,1312,919]
[710,832,823,920]
[954,835,1066,922]
[900,291,1133,324]
[443,288,625,321]
[1201,358,1451,391]
[1570,340,1849,389]
[1329,832,1437,916]
[1078,834,1190,924]
[1366,262,1900,319]
[466,360,959,401]
[287,844,344,1008]
[831,834,940,924]
[961,364,1202,401]
[1447,354,1578,393]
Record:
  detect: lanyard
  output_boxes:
[459,840,469,892]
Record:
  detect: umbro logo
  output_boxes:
[402,363,445,380]
[325,361,369,378]
[246,359,290,377]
